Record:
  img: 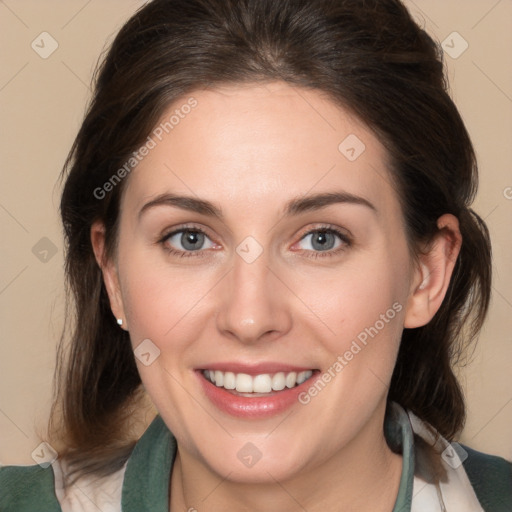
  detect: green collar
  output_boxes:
[386,402,414,511]
[121,402,414,511]
[121,413,177,511]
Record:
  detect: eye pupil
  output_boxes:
[312,231,335,251]
[181,230,204,250]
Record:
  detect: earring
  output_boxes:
[117,318,123,326]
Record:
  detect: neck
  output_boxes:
[169,405,403,512]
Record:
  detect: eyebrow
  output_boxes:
[138,191,377,221]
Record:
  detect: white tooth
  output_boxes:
[272,372,286,391]
[285,371,297,388]
[253,374,272,393]
[223,372,236,389]
[214,370,224,387]
[207,370,215,383]
[296,371,306,384]
[296,370,313,385]
[235,373,253,393]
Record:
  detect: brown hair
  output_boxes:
[50,0,492,483]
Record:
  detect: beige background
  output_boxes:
[0,0,510,465]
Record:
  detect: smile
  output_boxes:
[196,365,320,418]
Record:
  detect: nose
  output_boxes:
[215,248,293,345]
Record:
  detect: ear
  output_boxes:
[90,221,128,330]
[404,214,462,329]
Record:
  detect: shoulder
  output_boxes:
[461,444,512,512]
[404,406,512,512]
[0,415,174,512]
[0,457,127,512]
[0,463,61,511]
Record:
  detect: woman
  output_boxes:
[1,0,510,510]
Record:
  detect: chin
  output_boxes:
[196,438,313,484]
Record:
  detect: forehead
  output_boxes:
[123,81,400,221]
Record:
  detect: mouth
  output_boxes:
[196,365,320,418]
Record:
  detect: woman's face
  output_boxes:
[107,81,421,482]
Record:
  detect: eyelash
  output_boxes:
[157,223,352,259]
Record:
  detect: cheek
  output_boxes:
[119,251,216,351]
[294,256,408,342]
[291,267,406,422]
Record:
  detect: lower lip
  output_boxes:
[196,371,318,419]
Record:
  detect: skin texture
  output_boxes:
[91,81,461,511]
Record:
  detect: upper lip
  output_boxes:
[196,362,317,375]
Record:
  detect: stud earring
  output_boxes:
[117,318,123,326]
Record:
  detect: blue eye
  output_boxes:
[300,230,338,251]
[296,227,351,258]
[161,227,216,256]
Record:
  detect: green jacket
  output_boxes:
[1,403,511,511]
